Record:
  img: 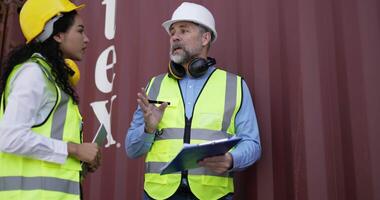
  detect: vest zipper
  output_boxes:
[181,117,192,186]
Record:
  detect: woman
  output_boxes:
[0,0,99,199]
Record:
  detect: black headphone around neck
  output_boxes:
[168,57,216,79]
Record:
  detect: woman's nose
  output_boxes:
[83,33,90,43]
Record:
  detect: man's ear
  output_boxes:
[53,33,64,43]
[201,32,211,46]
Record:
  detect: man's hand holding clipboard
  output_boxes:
[160,137,241,175]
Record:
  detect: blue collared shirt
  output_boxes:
[125,66,261,170]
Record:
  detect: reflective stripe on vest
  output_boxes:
[154,128,230,141]
[144,69,242,200]
[0,176,80,195]
[147,73,165,100]
[222,73,237,131]
[145,162,233,177]
[51,89,69,140]
[0,55,82,199]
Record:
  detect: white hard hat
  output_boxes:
[162,2,217,42]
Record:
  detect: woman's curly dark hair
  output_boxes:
[0,10,79,103]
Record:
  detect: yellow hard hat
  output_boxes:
[65,59,80,86]
[19,0,85,43]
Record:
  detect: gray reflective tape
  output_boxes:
[154,128,183,140]
[221,73,237,131]
[33,58,69,140]
[155,128,229,141]
[145,162,233,177]
[148,74,166,100]
[51,90,69,140]
[146,162,181,174]
[0,176,80,195]
[191,129,229,141]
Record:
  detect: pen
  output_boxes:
[148,99,171,105]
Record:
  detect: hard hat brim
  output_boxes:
[72,4,85,11]
[23,3,86,43]
[162,19,217,43]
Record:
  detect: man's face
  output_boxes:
[169,21,203,65]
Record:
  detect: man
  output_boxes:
[125,2,261,200]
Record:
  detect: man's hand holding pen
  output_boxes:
[137,88,168,133]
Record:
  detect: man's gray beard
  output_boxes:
[169,41,203,64]
[170,50,191,65]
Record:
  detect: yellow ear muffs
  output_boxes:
[65,59,80,86]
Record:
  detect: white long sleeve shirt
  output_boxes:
[0,62,68,164]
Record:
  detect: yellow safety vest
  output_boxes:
[144,69,242,200]
[0,55,83,200]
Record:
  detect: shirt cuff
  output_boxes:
[45,140,68,164]
[229,151,243,171]
[143,130,156,143]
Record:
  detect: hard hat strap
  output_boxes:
[36,14,63,43]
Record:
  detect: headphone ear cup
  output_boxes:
[188,58,208,78]
[206,57,216,67]
[168,61,186,79]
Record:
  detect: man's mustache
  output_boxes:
[171,43,184,52]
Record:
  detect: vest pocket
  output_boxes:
[145,176,168,184]
[202,175,228,187]
[145,141,171,184]
[145,167,168,184]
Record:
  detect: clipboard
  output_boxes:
[81,125,107,175]
[160,137,241,175]
[92,124,107,146]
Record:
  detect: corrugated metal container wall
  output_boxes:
[0,0,379,199]
[0,1,24,60]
